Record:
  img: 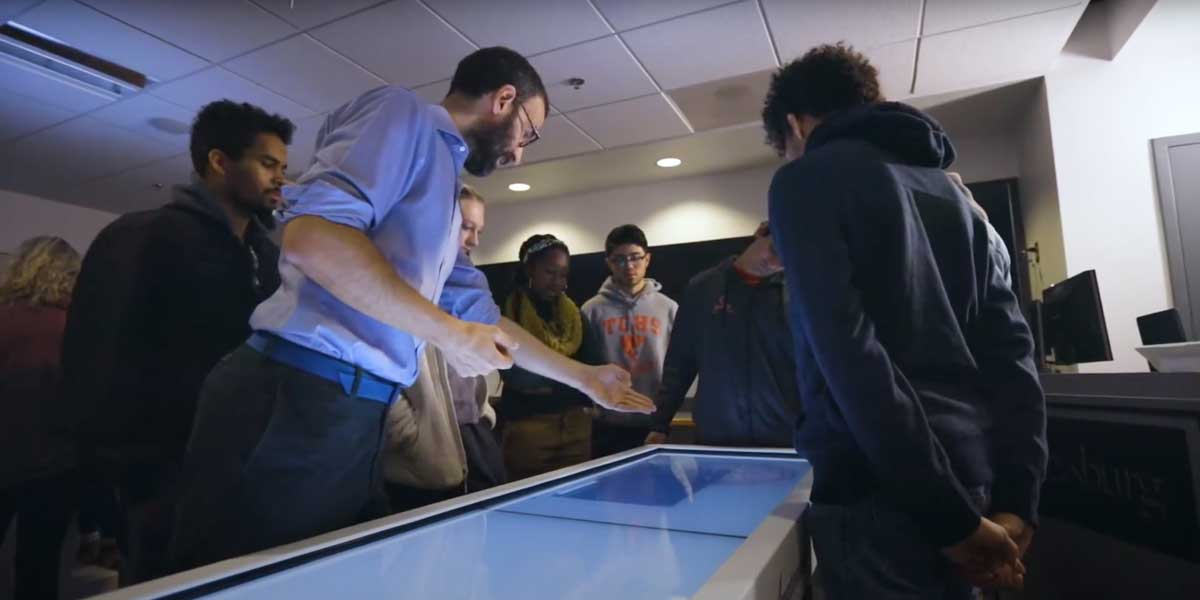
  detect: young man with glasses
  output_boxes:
[581,225,678,457]
[169,48,652,571]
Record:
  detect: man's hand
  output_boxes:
[577,363,655,413]
[943,517,1025,590]
[644,431,668,445]
[435,320,518,377]
[991,512,1034,557]
[981,512,1034,589]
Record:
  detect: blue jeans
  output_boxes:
[805,488,990,600]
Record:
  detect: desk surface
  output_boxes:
[1041,372,1200,413]
[100,448,811,600]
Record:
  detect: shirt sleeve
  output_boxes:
[969,237,1047,527]
[282,88,429,231]
[768,163,981,548]
[577,304,603,366]
[438,251,500,325]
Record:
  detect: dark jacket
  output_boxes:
[0,305,72,488]
[651,258,800,447]
[768,102,1046,547]
[60,182,281,468]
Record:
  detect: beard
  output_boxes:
[255,204,277,230]
[231,189,279,230]
[463,112,518,177]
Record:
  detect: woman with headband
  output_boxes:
[498,234,591,480]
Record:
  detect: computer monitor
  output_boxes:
[1042,269,1113,365]
[1137,308,1188,345]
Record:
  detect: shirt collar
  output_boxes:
[428,104,469,171]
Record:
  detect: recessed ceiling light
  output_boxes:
[508,183,531,192]
[656,157,682,168]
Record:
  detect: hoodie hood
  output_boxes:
[168,181,271,235]
[806,102,956,169]
[596,276,664,308]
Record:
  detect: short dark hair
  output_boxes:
[762,43,882,155]
[605,224,648,255]
[448,47,549,118]
[190,100,295,176]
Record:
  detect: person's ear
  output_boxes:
[207,149,229,177]
[489,84,518,117]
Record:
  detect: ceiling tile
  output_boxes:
[915,4,1087,95]
[668,68,773,132]
[0,158,78,202]
[251,0,383,29]
[80,152,191,214]
[923,0,1081,36]
[0,53,116,113]
[566,94,690,148]
[0,90,76,142]
[310,0,475,87]
[88,93,194,150]
[149,66,315,122]
[423,0,611,56]
[79,0,295,62]
[520,114,601,164]
[412,79,451,105]
[285,113,327,178]
[762,0,921,60]
[863,39,917,100]
[466,123,777,206]
[593,0,736,31]
[530,36,656,112]
[14,0,208,81]
[224,35,386,112]
[621,1,776,90]
[0,116,178,187]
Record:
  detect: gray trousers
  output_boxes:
[169,345,389,572]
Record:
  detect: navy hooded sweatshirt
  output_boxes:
[768,102,1047,547]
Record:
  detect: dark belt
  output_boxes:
[247,332,399,404]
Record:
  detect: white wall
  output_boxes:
[476,164,779,266]
[949,131,1020,183]
[1042,0,1200,372]
[1016,80,1069,299]
[479,131,1019,268]
[0,189,118,255]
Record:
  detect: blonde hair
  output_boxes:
[459,183,485,205]
[0,236,81,308]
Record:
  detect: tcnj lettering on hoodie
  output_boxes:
[602,315,664,360]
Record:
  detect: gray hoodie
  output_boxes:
[580,277,677,427]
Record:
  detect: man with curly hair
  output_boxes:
[762,44,1046,598]
[61,100,294,583]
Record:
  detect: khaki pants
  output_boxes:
[502,407,592,481]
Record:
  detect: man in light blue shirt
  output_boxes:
[170,48,653,571]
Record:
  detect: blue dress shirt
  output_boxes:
[250,86,500,387]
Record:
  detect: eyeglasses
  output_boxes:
[517,102,540,148]
[608,253,646,267]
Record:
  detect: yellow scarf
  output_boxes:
[503,288,582,357]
